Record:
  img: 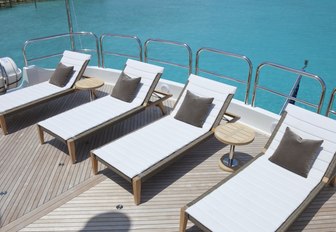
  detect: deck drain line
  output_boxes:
[0,191,7,196]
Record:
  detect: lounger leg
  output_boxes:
[132,176,142,205]
[67,139,76,164]
[0,115,8,135]
[90,152,98,175]
[330,176,336,187]
[179,206,188,232]
[37,125,45,144]
[156,102,166,115]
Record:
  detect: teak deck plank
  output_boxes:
[0,84,166,230]
[18,131,336,232]
[0,84,335,231]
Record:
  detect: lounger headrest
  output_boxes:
[63,50,91,61]
[188,74,237,95]
[126,59,164,74]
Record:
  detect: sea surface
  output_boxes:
[1,0,336,114]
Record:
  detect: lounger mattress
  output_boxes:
[0,82,65,113]
[38,95,141,140]
[93,116,209,179]
[186,104,336,232]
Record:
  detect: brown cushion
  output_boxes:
[111,72,141,102]
[174,90,214,128]
[269,127,323,178]
[49,62,74,87]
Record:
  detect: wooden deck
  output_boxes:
[0,84,335,231]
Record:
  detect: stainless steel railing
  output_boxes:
[22,32,334,116]
[279,60,309,114]
[195,47,253,104]
[144,38,192,75]
[23,32,100,66]
[326,88,336,117]
[100,33,142,68]
[251,62,326,113]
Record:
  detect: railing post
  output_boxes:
[144,38,192,76]
[100,34,142,68]
[65,0,75,50]
[252,62,326,114]
[326,88,336,117]
[195,47,253,104]
[22,32,99,66]
[280,60,308,114]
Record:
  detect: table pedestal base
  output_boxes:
[89,89,97,101]
[215,122,256,172]
[219,154,239,172]
[222,156,239,167]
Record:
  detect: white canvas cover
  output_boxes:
[0,50,91,113]
[186,104,336,232]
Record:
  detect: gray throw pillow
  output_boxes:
[174,90,214,128]
[111,72,141,102]
[269,127,323,178]
[49,62,74,87]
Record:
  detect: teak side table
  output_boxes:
[214,122,255,172]
[75,77,104,101]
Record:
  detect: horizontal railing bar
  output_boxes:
[197,68,247,85]
[25,52,63,64]
[101,51,140,60]
[75,48,97,53]
[255,85,319,109]
[146,57,190,70]
[329,110,336,115]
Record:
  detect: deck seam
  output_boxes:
[1,174,107,232]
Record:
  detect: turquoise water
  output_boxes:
[1,0,336,113]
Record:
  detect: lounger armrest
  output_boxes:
[150,90,173,102]
[325,168,336,186]
[323,152,336,183]
[223,111,240,122]
[146,90,173,113]
[322,177,330,184]
[330,175,336,187]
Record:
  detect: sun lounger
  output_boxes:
[90,74,237,205]
[0,50,91,135]
[180,104,336,232]
[37,59,169,164]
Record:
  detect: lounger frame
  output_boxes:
[0,58,90,135]
[91,92,234,205]
[38,71,171,164]
[180,110,336,232]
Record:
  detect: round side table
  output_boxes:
[75,77,104,101]
[214,122,255,172]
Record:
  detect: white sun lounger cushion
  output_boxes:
[93,74,236,179]
[94,116,208,178]
[0,82,67,113]
[38,96,141,140]
[38,59,163,140]
[186,104,336,232]
[0,50,91,113]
